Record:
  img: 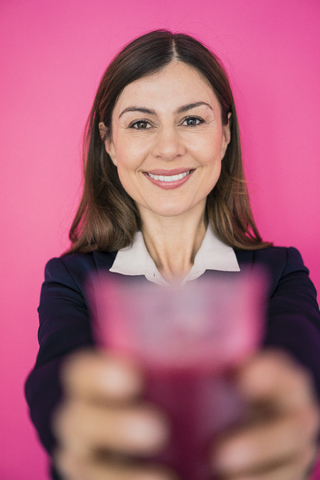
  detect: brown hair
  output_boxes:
[67,29,271,254]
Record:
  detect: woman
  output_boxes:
[26,30,320,480]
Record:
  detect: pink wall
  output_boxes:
[1,0,320,478]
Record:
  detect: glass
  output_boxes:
[88,271,266,480]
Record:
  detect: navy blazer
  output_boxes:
[25,246,320,479]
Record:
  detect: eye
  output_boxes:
[129,120,152,129]
[181,116,204,127]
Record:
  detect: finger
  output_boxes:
[227,446,318,480]
[55,448,177,480]
[235,349,320,411]
[53,400,170,456]
[212,401,319,477]
[61,349,144,403]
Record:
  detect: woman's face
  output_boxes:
[102,60,231,221]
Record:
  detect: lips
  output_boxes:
[143,169,194,190]
[148,170,190,183]
[146,168,192,176]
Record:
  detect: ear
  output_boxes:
[220,112,232,160]
[98,122,117,166]
[98,121,108,140]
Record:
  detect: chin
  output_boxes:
[147,204,195,218]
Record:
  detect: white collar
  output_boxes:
[109,226,240,285]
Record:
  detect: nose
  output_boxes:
[151,125,186,161]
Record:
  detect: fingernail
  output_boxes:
[126,412,169,451]
[214,443,252,472]
[100,362,142,396]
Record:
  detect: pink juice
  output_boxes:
[144,366,245,480]
[89,274,265,479]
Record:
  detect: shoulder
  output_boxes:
[235,246,315,298]
[236,245,308,275]
[44,251,118,289]
[45,252,117,279]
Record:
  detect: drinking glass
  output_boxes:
[88,271,266,480]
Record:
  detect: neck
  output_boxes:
[139,205,207,283]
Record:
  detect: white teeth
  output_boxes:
[148,171,190,182]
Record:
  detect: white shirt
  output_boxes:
[110,226,240,286]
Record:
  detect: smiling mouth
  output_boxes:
[147,170,191,183]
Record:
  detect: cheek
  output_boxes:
[187,129,223,157]
[205,161,222,193]
[113,146,137,174]
[116,162,135,190]
[200,150,222,193]
[115,155,144,201]
[115,137,149,170]
[115,170,137,203]
[197,140,223,170]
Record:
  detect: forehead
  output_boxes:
[113,61,219,115]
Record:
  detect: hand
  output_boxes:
[53,349,320,480]
[211,350,320,480]
[53,349,175,480]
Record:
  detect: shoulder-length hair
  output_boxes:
[67,29,271,254]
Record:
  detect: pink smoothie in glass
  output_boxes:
[144,366,244,480]
[88,273,266,480]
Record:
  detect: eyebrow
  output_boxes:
[118,101,213,119]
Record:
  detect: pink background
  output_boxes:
[1,0,320,478]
